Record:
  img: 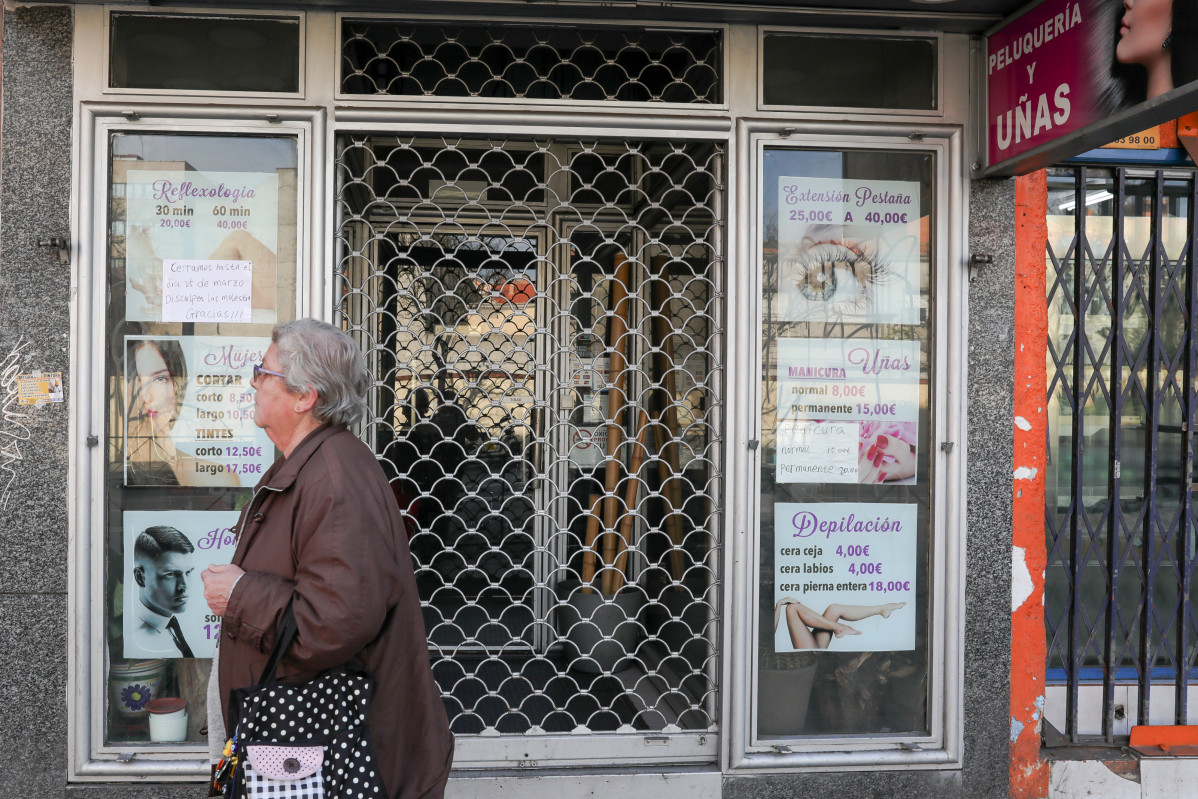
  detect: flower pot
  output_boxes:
[557,580,645,673]
[109,658,167,724]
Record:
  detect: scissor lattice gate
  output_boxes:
[1045,166,1198,741]
[335,134,724,737]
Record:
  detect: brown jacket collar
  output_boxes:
[260,423,344,491]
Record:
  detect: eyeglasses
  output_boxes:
[252,363,287,382]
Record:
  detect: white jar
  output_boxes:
[146,697,188,742]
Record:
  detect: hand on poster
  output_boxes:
[124,511,239,659]
[857,421,918,485]
[201,562,245,616]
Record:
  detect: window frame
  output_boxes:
[101,6,308,100]
[332,12,731,113]
[756,26,945,118]
[722,123,967,772]
[68,108,320,780]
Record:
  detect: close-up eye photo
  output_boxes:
[789,236,895,310]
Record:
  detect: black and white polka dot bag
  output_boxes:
[220,602,387,799]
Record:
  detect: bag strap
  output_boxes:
[256,599,299,687]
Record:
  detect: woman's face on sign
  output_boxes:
[135,344,177,435]
[1117,0,1173,67]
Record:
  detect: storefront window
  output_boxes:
[109,13,301,93]
[756,147,934,739]
[104,132,298,745]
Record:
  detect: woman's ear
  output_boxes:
[294,386,319,414]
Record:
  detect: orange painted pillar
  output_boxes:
[1011,170,1050,799]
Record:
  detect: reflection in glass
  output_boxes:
[104,132,299,745]
[757,147,933,739]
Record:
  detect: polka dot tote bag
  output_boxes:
[221,602,387,799]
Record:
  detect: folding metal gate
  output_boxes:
[1045,165,1198,740]
[334,133,724,738]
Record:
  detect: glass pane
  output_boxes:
[761,33,936,110]
[110,13,300,93]
[756,147,933,739]
[105,133,298,745]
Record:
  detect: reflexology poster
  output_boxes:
[773,502,916,653]
[124,169,280,323]
[124,335,275,487]
[775,337,920,485]
[122,510,240,659]
[776,177,920,324]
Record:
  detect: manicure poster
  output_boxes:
[124,335,275,487]
[775,337,919,485]
[773,502,916,653]
[124,169,280,323]
[777,177,921,324]
[123,510,239,659]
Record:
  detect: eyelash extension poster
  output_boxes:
[775,337,920,485]
[776,177,921,325]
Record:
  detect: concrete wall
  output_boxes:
[1,6,75,796]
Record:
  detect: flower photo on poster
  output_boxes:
[123,510,240,660]
[773,502,916,654]
[124,169,280,324]
[777,177,921,325]
[124,335,274,487]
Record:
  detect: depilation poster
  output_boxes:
[777,177,921,324]
[773,502,916,653]
[775,337,920,485]
[124,169,280,324]
[123,510,240,659]
[124,335,274,487]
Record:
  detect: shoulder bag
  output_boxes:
[213,600,388,799]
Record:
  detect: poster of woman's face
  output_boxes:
[122,510,240,659]
[123,335,274,487]
[1098,0,1198,111]
[988,0,1198,168]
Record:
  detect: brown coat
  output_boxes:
[219,424,453,799]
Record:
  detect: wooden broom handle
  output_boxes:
[580,493,603,594]
[607,408,649,594]
[599,255,630,589]
[650,263,687,584]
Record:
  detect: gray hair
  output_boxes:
[272,319,368,427]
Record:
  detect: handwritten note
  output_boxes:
[161,259,252,323]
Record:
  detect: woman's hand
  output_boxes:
[202,563,246,616]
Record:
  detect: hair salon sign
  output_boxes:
[987,2,1093,168]
[985,0,1198,175]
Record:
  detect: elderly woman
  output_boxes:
[201,319,453,799]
